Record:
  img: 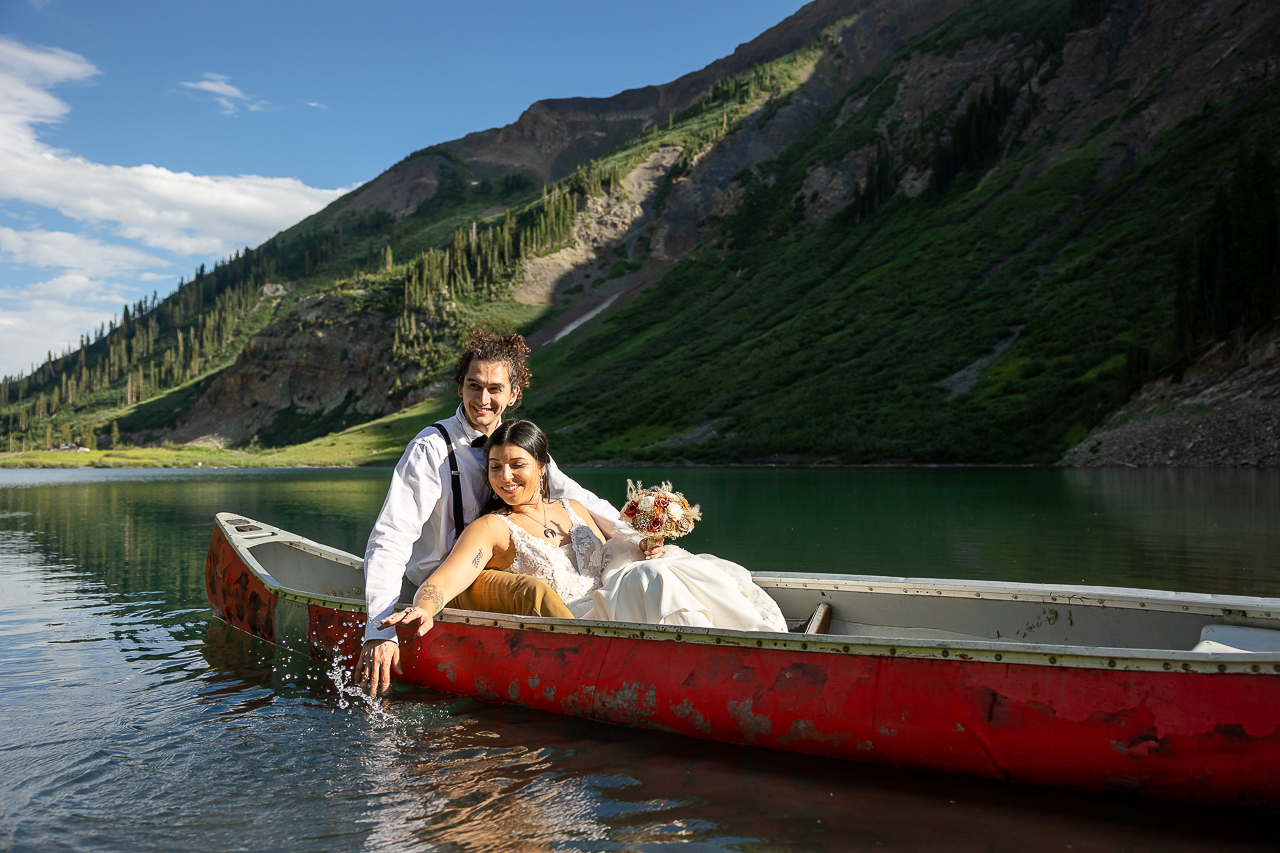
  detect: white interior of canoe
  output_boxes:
[217,513,1280,657]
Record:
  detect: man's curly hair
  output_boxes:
[453,329,532,406]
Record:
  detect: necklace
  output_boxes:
[538,499,556,539]
[515,496,558,539]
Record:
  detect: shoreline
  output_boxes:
[3,448,1277,472]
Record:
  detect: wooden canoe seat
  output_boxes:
[803,602,832,635]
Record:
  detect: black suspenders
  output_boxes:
[431,423,466,541]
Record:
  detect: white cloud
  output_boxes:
[181,73,245,100]
[0,227,168,276]
[307,102,327,109]
[0,37,351,375]
[0,273,130,374]
[0,39,345,255]
[179,71,268,115]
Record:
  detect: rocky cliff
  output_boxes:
[334,0,921,219]
[1063,328,1280,467]
[168,0,1280,464]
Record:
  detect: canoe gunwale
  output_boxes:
[754,572,1280,620]
[213,512,1280,675]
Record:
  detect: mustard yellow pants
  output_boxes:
[447,569,573,619]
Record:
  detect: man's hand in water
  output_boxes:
[357,638,399,695]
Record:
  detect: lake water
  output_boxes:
[1,466,1277,852]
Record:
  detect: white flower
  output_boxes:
[639,495,655,511]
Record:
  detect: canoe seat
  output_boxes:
[1193,625,1280,653]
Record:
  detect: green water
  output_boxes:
[0,466,1276,852]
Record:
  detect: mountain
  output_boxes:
[4,0,1279,467]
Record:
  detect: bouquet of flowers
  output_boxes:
[620,480,701,541]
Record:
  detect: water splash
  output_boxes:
[327,653,395,723]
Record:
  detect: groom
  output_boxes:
[358,329,632,694]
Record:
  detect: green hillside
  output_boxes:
[3,0,1276,466]
[521,1,1280,464]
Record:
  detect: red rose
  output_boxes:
[646,517,662,533]
[654,496,670,509]
[623,501,638,517]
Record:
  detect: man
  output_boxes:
[358,329,630,693]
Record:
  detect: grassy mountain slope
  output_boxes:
[4,0,1277,468]
[520,0,1280,464]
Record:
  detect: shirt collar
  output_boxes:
[452,403,498,445]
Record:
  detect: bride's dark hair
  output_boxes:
[481,419,551,515]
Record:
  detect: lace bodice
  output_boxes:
[500,500,605,607]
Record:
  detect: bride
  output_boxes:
[381,419,786,637]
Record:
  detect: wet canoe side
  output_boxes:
[204,525,1280,806]
[205,526,364,663]
[392,618,1280,806]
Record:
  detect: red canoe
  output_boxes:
[205,511,1280,806]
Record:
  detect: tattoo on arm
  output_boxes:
[471,549,483,569]
[415,584,446,616]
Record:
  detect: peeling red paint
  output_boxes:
[206,529,1280,806]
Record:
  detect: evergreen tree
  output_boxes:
[1175,136,1279,355]
[110,420,120,449]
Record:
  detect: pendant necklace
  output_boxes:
[538,499,556,539]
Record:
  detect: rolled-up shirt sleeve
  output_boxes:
[363,440,441,641]
[546,458,632,539]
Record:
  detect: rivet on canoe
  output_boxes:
[1182,606,1188,611]
[493,620,499,627]
[974,593,981,598]
[1011,595,1018,600]
[548,625,555,631]
[1050,596,1057,602]
[1274,664,1280,672]
[1108,659,1116,668]
[1163,662,1172,671]
[715,637,721,644]
[675,634,682,641]
[890,648,897,656]
[1182,663,1191,671]
[1049,656,1057,664]
[994,653,1002,661]
[1139,602,1145,607]
[941,650,949,658]
[801,643,808,650]
[1218,664,1227,673]
[1252,665,1260,673]
[585,628,592,634]
[842,645,850,652]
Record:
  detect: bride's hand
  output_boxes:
[640,538,664,560]
[380,604,435,636]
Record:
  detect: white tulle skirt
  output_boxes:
[576,539,787,632]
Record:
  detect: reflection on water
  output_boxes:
[0,467,1277,852]
[571,466,1280,595]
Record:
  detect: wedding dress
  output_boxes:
[498,501,786,632]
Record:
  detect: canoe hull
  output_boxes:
[204,521,1280,806]
[395,618,1280,806]
[205,525,364,663]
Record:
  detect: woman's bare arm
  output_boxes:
[380,514,510,636]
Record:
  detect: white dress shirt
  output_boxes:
[362,404,629,641]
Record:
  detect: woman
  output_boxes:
[381,420,786,637]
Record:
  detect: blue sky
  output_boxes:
[0,0,808,377]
